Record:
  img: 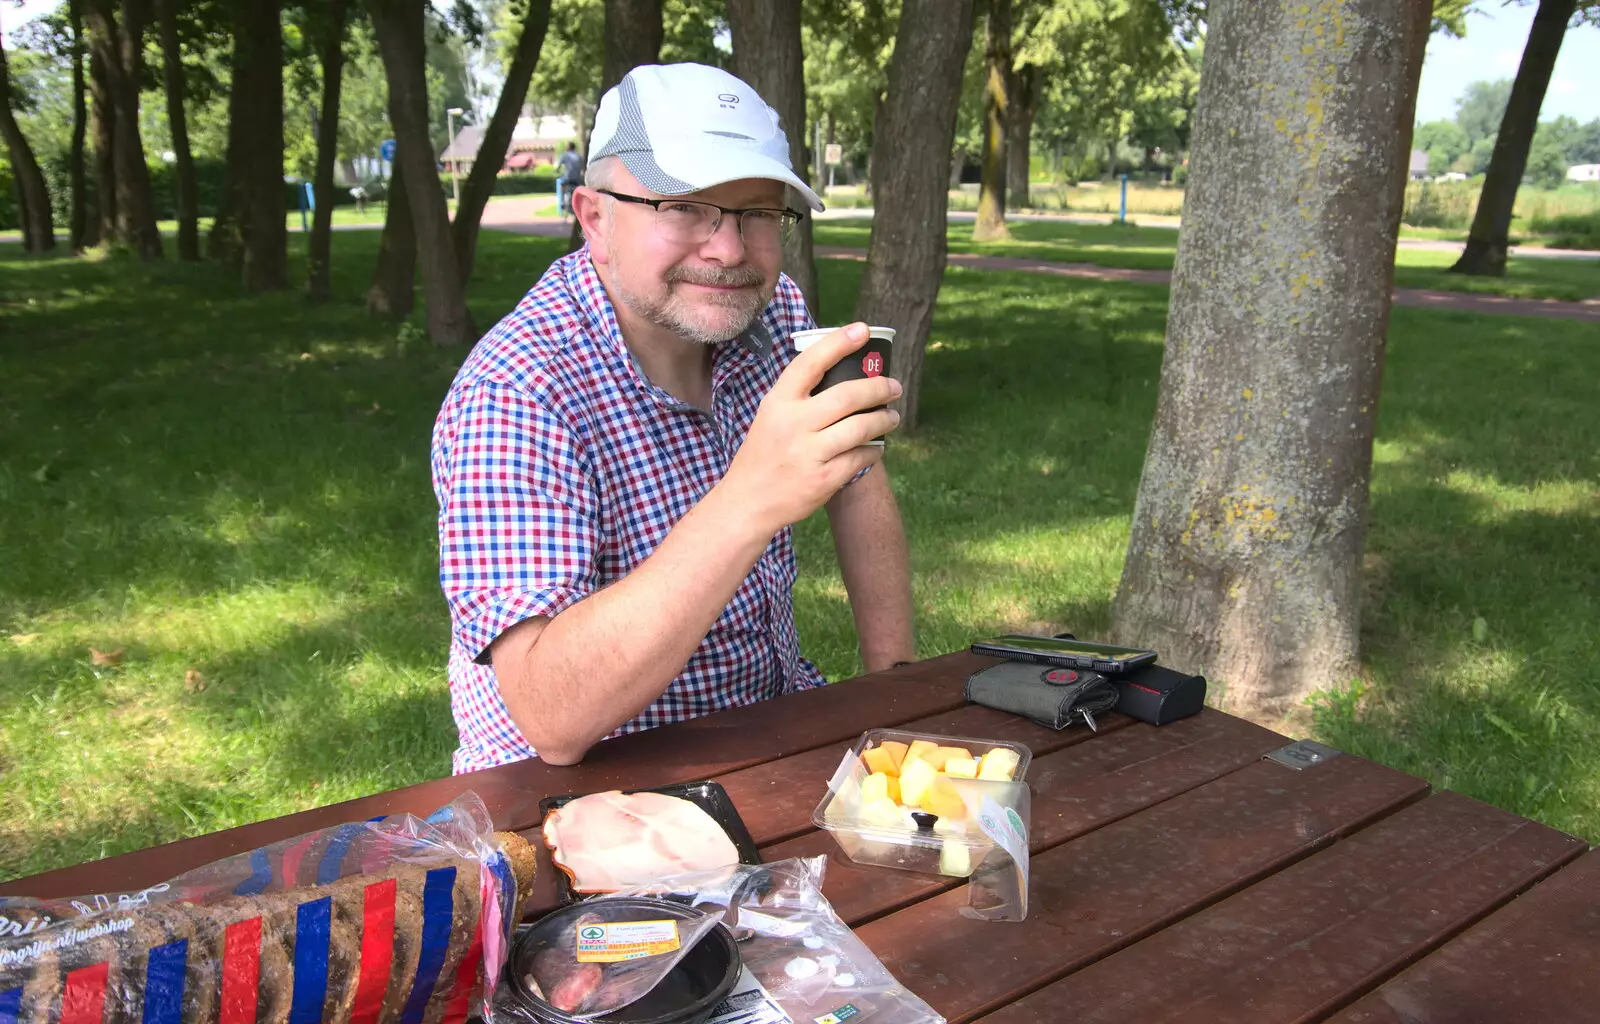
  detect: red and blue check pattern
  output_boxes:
[431,248,827,772]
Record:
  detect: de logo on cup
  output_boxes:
[791,326,896,446]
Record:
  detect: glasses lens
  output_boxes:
[739,209,797,249]
[654,201,719,245]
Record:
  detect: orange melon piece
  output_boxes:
[919,778,967,820]
[878,740,909,772]
[862,746,898,776]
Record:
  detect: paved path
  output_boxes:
[817,207,1600,261]
[815,246,1600,323]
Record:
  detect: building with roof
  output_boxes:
[440,112,579,174]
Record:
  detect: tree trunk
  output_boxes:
[367,158,416,317]
[0,41,56,253]
[85,0,162,259]
[971,0,1011,241]
[1005,64,1038,209]
[232,0,286,290]
[307,0,349,301]
[1449,0,1576,277]
[453,0,551,283]
[949,147,965,188]
[69,0,90,250]
[88,44,115,246]
[1110,0,1432,723]
[156,0,199,261]
[727,0,819,317]
[852,0,975,430]
[369,0,475,345]
[569,0,663,251]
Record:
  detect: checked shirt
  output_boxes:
[431,248,829,773]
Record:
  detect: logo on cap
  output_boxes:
[717,92,740,109]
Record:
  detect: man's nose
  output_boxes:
[698,212,747,263]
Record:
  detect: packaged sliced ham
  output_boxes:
[0,793,535,1024]
[541,786,757,897]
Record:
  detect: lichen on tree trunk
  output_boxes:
[1111,0,1432,723]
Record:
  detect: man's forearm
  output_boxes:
[492,484,773,764]
[827,470,915,671]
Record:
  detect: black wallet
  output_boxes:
[964,661,1121,731]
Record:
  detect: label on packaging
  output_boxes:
[815,1006,861,1024]
[976,795,1030,894]
[706,966,793,1023]
[574,919,680,962]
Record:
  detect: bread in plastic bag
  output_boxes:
[0,792,535,1024]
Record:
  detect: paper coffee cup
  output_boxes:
[790,326,896,445]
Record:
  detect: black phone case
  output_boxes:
[539,781,762,904]
[970,639,1157,675]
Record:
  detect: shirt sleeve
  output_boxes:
[432,380,600,665]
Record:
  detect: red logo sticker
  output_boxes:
[862,351,884,377]
[1044,669,1078,685]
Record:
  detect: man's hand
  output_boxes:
[721,323,903,534]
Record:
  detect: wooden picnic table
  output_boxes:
[4,651,1595,1022]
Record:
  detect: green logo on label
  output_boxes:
[579,926,605,940]
[1005,807,1026,837]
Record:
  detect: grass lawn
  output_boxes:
[2,231,1596,883]
[812,218,1600,301]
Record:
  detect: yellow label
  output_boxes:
[575,920,681,963]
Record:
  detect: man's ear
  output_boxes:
[572,187,610,263]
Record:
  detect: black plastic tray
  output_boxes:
[538,781,763,904]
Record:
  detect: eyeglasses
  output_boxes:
[596,189,803,249]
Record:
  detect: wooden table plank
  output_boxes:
[1326,848,1600,1024]
[760,710,1287,926]
[0,653,987,897]
[975,790,1586,1024]
[513,703,1133,918]
[852,753,1428,1023]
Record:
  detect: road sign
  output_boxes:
[380,139,396,162]
[824,143,843,166]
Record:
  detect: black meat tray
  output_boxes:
[537,781,763,905]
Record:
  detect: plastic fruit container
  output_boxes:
[811,728,1032,877]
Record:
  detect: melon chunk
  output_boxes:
[862,746,898,776]
[944,757,979,779]
[919,778,967,820]
[904,739,941,766]
[878,740,909,772]
[899,756,938,808]
[860,771,893,805]
[977,747,1021,781]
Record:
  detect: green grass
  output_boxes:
[813,218,1600,301]
[2,230,1597,883]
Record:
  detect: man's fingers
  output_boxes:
[823,439,886,485]
[773,323,872,399]
[816,407,901,455]
[806,375,903,428]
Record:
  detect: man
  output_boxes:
[431,63,914,771]
[556,141,584,216]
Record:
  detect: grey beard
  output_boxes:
[620,264,772,346]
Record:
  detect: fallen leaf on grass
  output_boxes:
[184,669,207,693]
[89,647,125,667]
[8,633,40,645]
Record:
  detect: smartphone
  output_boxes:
[970,634,1158,675]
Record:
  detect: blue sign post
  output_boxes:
[380,139,397,166]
